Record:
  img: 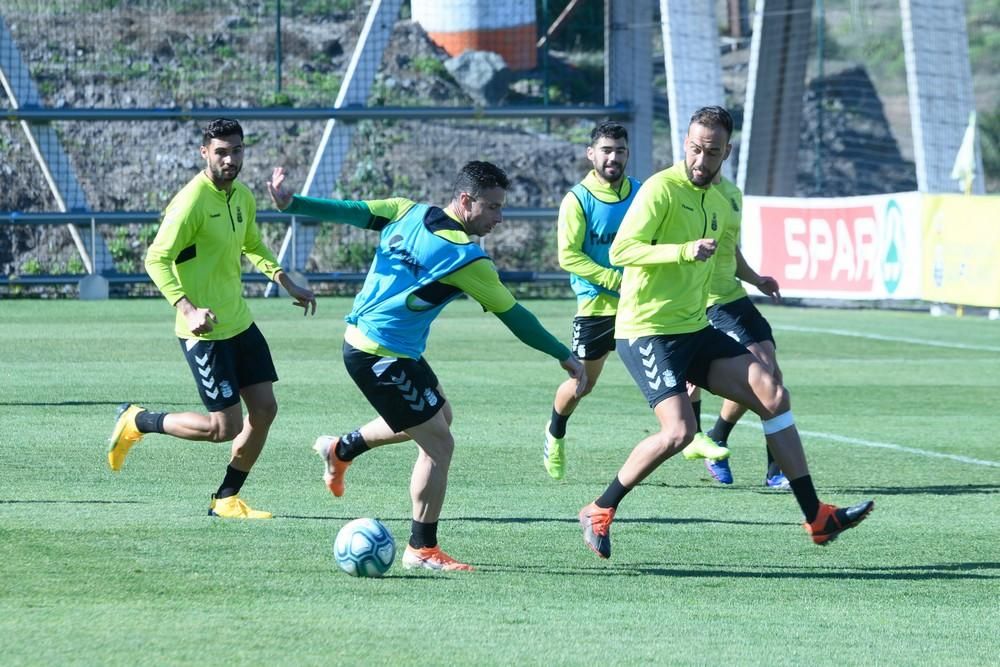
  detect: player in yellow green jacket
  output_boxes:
[577,107,874,559]
[107,119,316,520]
[687,174,789,488]
[268,161,585,572]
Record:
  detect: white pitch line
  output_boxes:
[773,324,1000,353]
[734,420,1000,468]
[797,429,1000,468]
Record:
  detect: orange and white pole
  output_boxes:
[411,0,537,71]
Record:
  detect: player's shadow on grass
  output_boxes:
[627,562,1000,581]
[0,400,128,407]
[280,514,774,527]
[478,561,1000,581]
[642,482,740,490]
[818,484,999,496]
[0,499,144,504]
[460,515,776,527]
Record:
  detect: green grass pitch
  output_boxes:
[1,297,997,665]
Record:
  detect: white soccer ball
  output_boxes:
[333,518,396,577]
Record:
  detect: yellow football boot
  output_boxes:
[681,432,731,461]
[107,403,145,471]
[208,494,273,519]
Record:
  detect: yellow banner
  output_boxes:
[922,195,1000,307]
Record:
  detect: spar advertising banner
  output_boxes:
[740,193,923,300]
[922,195,1000,307]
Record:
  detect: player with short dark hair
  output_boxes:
[268,160,585,571]
[578,106,874,558]
[107,118,316,519]
[451,159,511,198]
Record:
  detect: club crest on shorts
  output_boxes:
[423,388,438,407]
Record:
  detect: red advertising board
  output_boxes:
[758,205,879,292]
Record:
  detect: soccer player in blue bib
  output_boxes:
[268,161,585,571]
[541,122,637,480]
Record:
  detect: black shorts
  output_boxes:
[617,327,749,408]
[342,341,446,432]
[707,297,774,347]
[179,322,278,412]
[571,315,616,360]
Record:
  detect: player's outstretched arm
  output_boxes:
[266,167,408,229]
[492,303,587,395]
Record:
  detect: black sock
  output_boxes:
[709,416,736,443]
[134,410,167,434]
[335,430,369,462]
[216,465,249,499]
[789,474,820,523]
[692,400,702,432]
[549,408,570,438]
[409,520,438,549]
[595,476,630,510]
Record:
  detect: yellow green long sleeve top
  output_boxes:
[706,177,747,307]
[145,172,281,340]
[609,162,729,337]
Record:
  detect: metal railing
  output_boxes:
[3,103,630,123]
[0,208,560,287]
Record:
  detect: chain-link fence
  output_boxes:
[1,0,994,295]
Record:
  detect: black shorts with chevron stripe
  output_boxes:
[342,341,445,432]
[178,322,278,412]
[707,296,775,347]
[570,315,616,360]
[616,327,747,408]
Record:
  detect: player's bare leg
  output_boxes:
[705,354,873,542]
[617,393,697,487]
[579,393,695,558]
[708,340,789,487]
[546,356,607,479]
[108,401,244,472]
[229,382,278,469]
[314,387,452,497]
[160,403,245,442]
[399,409,474,571]
[403,410,454,524]
[205,383,276,518]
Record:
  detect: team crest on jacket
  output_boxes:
[730,197,739,212]
[236,207,244,224]
[711,212,718,231]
